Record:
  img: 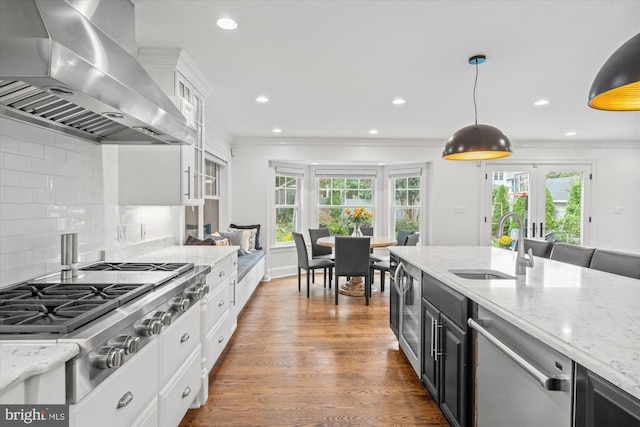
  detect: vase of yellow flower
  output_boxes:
[344,206,374,237]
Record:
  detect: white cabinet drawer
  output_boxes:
[205,310,233,372]
[70,339,158,427]
[203,280,231,333]
[207,255,232,291]
[131,396,158,427]
[159,345,201,427]
[0,381,24,404]
[160,303,200,385]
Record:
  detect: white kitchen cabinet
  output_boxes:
[119,47,213,206]
[0,363,66,405]
[193,251,236,407]
[69,339,159,427]
[158,345,202,427]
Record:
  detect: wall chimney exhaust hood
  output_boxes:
[0,0,196,145]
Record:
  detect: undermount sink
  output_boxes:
[449,269,515,280]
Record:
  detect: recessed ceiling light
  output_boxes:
[369,129,378,135]
[392,98,406,105]
[534,99,549,106]
[565,131,576,136]
[256,96,269,103]
[216,18,238,30]
[272,128,282,133]
[311,162,319,165]
[378,162,385,165]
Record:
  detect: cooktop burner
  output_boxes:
[81,262,193,274]
[0,282,154,334]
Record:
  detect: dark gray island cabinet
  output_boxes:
[421,272,471,427]
[388,246,640,427]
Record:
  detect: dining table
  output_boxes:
[316,236,397,297]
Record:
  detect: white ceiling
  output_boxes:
[133,0,640,143]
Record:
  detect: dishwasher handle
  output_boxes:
[468,318,566,391]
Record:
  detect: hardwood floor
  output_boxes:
[180,273,449,427]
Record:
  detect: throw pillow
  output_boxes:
[228,227,257,252]
[229,223,262,250]
[185,235,214,246]
[220,230,247,256]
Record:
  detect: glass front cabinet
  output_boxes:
[118,48,213,209]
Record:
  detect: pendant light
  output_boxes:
[443,55,513,161]
[588,32,640,111]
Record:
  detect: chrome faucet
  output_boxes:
[496,212,534,277]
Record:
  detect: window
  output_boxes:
[205,159,219,197]
[392,175,421,235]
[317,176,374,235]
[275,174,300,243]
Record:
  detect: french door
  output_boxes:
[484,163,592,246]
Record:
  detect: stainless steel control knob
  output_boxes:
[92,347,125,369]
[185,286,204,300]
[137,318,162,336]
[170,297,190,312]
[110,335,140,354]
[153,310,173,326]
[199,283,210,295]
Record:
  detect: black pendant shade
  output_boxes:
[443,54,512,161]
[589,32,640,111]
[442,124,512,160]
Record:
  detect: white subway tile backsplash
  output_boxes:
[0,134,21,154]
[44,145,66,162]
[0,170,20,187]
[32,158,56,175]
[19,141,45,159]
[1,116,178,286]
[2,117,29,140]
[18,171,45,189]
[2,187,33,203]
[2,152,32,172]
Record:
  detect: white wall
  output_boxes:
[0,116,180,287]
[229,137,640,278]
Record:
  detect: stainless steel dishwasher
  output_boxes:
[469,307,573,427]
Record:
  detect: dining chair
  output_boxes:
[405,233,420,246]
[521,238,554,258]
[308,228,334,283]
[371,232,420,291]
[396,230,415,246]
[293,232,334,297]
[549,243,596,267]
[589,249,640,279]
[334,237,372,305]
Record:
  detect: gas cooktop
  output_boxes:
[0,262,194,334]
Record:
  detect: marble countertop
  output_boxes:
[126,245,237,266]
[389,246,640,400]
[0,342,80,392]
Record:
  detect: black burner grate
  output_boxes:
[81,262,193,274]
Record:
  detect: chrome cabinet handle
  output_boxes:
[218,299,225,307]
[185,166,191,197]
[430,318,436,357]
[231,280,236,305]
[393,262,405,295]
[468,319,566,391]
[218,336,225,344]
[182,386,192,398]
[117,391,134,409]
[435,324,444,361]
[219,270,225,277]
[180,333,190,343]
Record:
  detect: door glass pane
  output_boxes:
[491,171,530,248]
[543,171,584,245]
[393,176,420,235]
[185,206,199,239]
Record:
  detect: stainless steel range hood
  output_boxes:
[0,0,196,145]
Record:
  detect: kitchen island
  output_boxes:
[388,245,640,401]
